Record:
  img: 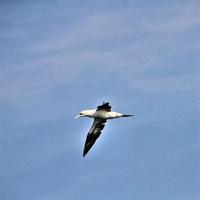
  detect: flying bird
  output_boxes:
[75,102,133,157]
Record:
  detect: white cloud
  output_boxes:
[1,0,198,111]
[132,73,199,93]
[139,0,199,33]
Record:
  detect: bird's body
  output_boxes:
[76,109,126,119]
[75,102,133,157]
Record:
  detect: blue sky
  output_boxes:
[1,0,199,199]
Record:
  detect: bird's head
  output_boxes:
[75,110,92,119]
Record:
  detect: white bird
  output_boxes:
[75,102,133,157]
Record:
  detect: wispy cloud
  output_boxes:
[1,1,199,200]
[133,73,199,93]
[2,1,198,98]
[139,0,199,33]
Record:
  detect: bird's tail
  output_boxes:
[121,114,134,117]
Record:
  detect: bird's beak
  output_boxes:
[75,115,81,119]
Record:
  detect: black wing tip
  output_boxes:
[83,151,86,157]
[122,114,134,117]
[83,147,88,156]
[97,102,111,111]
[83,149,88,157]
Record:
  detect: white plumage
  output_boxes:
[75,102,133,157]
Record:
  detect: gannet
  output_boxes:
[75,102,133,157]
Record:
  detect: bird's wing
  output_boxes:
[96,102,111,112]
[83,118,107,157]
